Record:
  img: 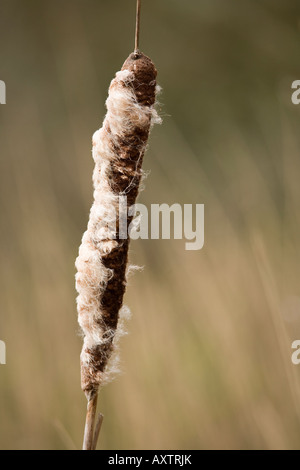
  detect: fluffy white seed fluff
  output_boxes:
[75,66,161,392]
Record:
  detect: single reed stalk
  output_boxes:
[135,0,141,53]
[82,394,98,451]
[75,50,161,450]
[92,413,104,451]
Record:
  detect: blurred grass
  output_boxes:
[1,0,300,449]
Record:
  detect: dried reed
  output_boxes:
[75,51,160,449]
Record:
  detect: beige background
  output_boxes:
[0,0,300,449]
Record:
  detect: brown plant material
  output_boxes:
[75,51,161,403]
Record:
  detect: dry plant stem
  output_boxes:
[83,394,98,450]
[135,0,141,53]
[92,413,104,450]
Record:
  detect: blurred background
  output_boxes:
[0,0,300,450]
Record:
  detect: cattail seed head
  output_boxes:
[75,52,161,400]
